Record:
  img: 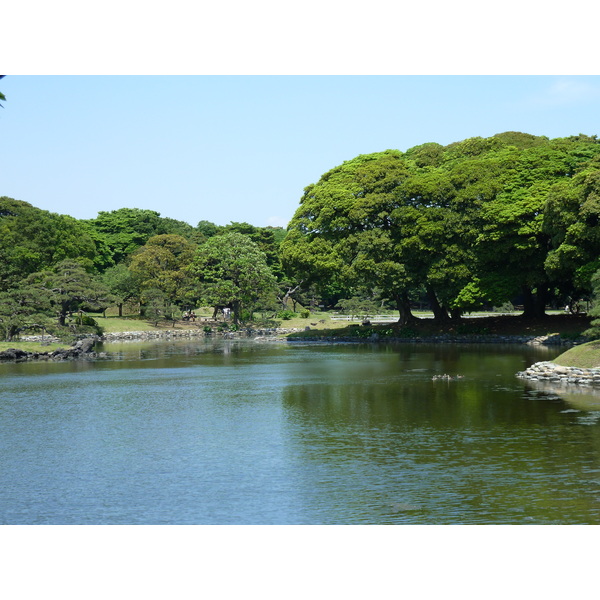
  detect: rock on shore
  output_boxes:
[517,362,600,386]
[0,328,304,361]
[0,337,102,362]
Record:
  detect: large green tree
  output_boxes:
[190,232,278,323]
[282,133,600,322]
[0,197,98,290]
[128,234,197,305]
[85,208,168,265]
[101,263,139,317]
[0,283,54,341]
[543,154,600,302]
[26,260,114,327]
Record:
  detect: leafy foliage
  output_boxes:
[283,133,600,322]
[0,197,98,289]
[25,260,114,327]
[128,234,197,304]
[190,232,278,323]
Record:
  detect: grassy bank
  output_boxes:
[553,340,600,368]
[0,341,66,353]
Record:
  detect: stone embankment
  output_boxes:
[99,327,302,342]
[517,362,600,386]
[0,328,304,361]
[0,338,102,362]
[288,333,581,345]
[0,330,585,362]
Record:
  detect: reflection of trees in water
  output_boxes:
[98,339,287,366]
[280,374,600,523]
[281,376,565,432]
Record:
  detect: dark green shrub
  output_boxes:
[277,310,296,320]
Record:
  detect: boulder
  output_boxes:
[0,348,29,361]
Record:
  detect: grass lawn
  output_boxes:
[0,341,66,353]
[94,316,174,333]
[553,340,600,368]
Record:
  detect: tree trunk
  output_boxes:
[395,292,416,325]
[232,300,241,324]
[426,285,449,322]
[118,303,123,317]
[449,307,462,320]
[534,285,549,318]
[521,287,534,318]
[522,286,547,319]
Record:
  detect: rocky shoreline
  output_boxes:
[287,332,581,345]
[0,329,586,363]
[0,327,303,362]
[517,361,600,386]
[98,327,302,342]
[0,338,101,362]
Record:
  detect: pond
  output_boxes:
[1,339,600,524]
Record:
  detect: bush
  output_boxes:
[300,309,310,318]
[70,315,104,336]
[277,310,296,320]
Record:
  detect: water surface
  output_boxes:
[1,339,599,524]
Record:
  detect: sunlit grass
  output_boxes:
[0,341,66,353]
[553,340,600,368]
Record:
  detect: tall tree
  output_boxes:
[101,263,139,317]
[128,234,197,304]
[190,232,278,324]
[0,197,98,290]
[281,150,425,323]
[85,208,166,264]
[26,260,114,327]
[282,133,600,322]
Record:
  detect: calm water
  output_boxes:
[1,339,600,525]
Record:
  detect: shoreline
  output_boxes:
[517,361,600,387]
[0,329,583,363]
[0,328,301,362]
[286,332,581,346]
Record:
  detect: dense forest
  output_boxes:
[3,131,600,341]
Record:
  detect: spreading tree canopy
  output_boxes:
[282,132,600,322]
[0,197,98,290]
[128,234,197,304]
[190,232,278,323]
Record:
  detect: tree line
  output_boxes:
[3,131,600,341]
[0,202,291,340]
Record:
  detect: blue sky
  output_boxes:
[2,75,600,229]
